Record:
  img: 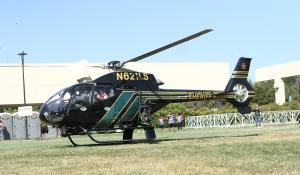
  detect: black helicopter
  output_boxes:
[39,29,255,146]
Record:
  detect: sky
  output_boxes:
[0,1,300,80]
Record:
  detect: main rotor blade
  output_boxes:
[121,29,213,66]
[90,65,107,69]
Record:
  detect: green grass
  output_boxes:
[1,125,300,175]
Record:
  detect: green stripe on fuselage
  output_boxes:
[102,91,188,127]
[115,92,183,125]
[116,96,147,125]
[95,91,134,128]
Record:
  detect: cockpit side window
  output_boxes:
[70,85,93,109]
[93,85,115,102]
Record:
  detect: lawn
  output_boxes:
[0,125,299,175]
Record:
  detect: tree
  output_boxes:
[282,76,300,102]
[253,80,275,105]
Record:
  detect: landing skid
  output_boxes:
[67,135,147,146]
[66,127,156,146]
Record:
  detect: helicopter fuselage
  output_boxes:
[39,71,233,133]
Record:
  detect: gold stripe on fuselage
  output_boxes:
[232,71,249,75]
[231,75,248,78]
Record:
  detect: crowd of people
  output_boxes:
[158,112,184,134]
[156,105,267,134]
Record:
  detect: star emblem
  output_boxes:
[241,62,247,70]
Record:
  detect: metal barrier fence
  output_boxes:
[185,110,300,128]
[0,112,60,140]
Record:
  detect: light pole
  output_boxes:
[18,51,27,105]
[17,51,29,140]
[297,75,300,102]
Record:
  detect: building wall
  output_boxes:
[0,61,229,106]
[255,60,300,104]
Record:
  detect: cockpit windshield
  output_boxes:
[47,90,64,104]
[42,89,69,123]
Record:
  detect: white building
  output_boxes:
[255,60,300,104]
[0,61,229,106]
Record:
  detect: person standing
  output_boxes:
[0,120,3,129]
[177,112,183,130]
[158,115,165,134]
[0,120,10,140]
[253,105,262,127]
[41,123,49,139]
[0,120,4,140]
[168,112,175,132]
[296,113,300,125]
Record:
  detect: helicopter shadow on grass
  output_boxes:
[156,133,259,143]
[57,133,260,148]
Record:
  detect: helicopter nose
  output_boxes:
[39,104,51,124]
[39,101,65,125]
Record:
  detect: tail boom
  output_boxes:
[153,57,255,114]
